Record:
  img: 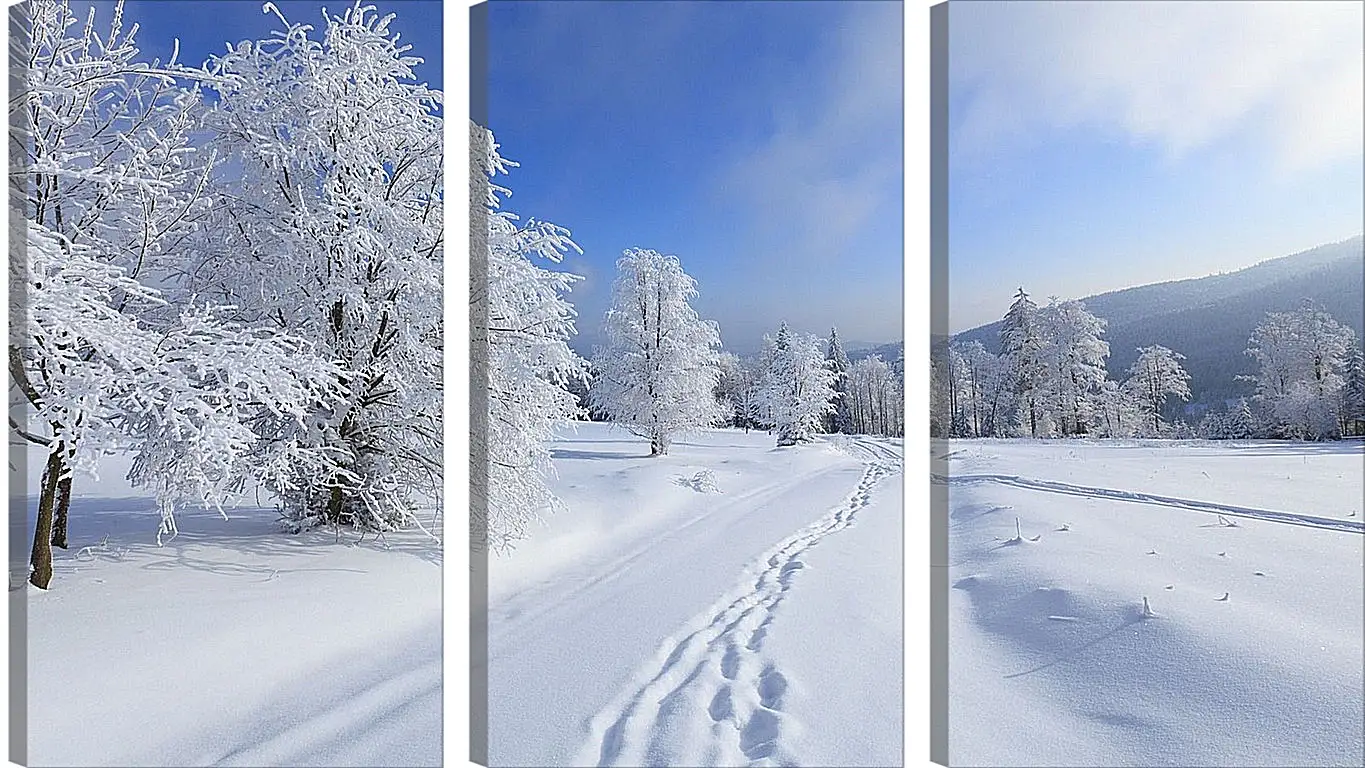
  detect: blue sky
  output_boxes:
[949,0,1364,332]
[485,0,905,355]
[80,0,442,89]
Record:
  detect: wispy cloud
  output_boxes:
[709,1,904,341]
[951,1,1363,174]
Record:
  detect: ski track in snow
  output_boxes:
[579,438,901,768]
[933,473,1363,535]
[212,660,441,767]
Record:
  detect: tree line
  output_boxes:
[932,288,1365,441]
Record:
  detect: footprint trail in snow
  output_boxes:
[579,439,900,767]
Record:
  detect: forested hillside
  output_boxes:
[955,236,1364,405]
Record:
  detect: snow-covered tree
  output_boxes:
[1124,345,1192,436]
[1093,379,1141,438]
[1245,303,1356,440]
[732,358,769,433]
[11,0,216,544]
[188,3,445,532]
[1341,343,1365,437]
[1039,299,1109,436]
[1226,397,1259,439]
[848,354,903,437]
[10,1,340,588]
[1000,288,1048,437]
[16,225,346,588]
[713,351,748,427]
[1198,410,1228,440]
[471,123,586,551]
[956,340,1013,437]
[760,323,838,445]
[824,328,853,433]
[929,341,953,438]
[590,249,723,455]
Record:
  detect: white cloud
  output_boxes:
[950,1,1364,173]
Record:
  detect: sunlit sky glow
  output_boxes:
[949,0,1364,332]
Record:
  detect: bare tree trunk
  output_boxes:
[326,483,345,524]
[50,447,72,549]
[51,464,72,549]
[30,450,62,590]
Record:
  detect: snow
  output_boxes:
[19,450,442,767]
[943,438,1364,767]
[487,422,904,767]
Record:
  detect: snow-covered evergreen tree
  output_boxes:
[999,288,1048,437]
[1198,410,1228,439]
[188,3,445,532]
[1225,397,1259,439]
[760,324,838,445]
[471,123,586,551]
[824,328,853,433]
[590,249,723,455]
[1124,346,1192,436]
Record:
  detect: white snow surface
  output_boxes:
[18,450,442,767]
[487,422,904,767]
[943,438,1364,767]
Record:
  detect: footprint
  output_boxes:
[721,643,742,680]
[747,620,770,651]
[739,708,782,760]
[707,685,733,722]
[757,665,788,710]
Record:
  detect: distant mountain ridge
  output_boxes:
[954,235,1365,406]
[846,341,904,363]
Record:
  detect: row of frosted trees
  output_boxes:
[932,289,1194,439]
[13,1,443,587]
[932,288,1365,441]
[576,255,905,449]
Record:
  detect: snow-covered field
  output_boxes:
[942,439,1364,767]
[487,422,904,767]
[17,453,442,767]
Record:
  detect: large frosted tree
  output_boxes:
[1124,345,1192,436]
[590,249,723,456]
[188,3,445,532]
[760,323,838,445]
[1039,299,1109,436]
[471,123,585,551]
[10,0,341,587]
[1245,302,1357,440]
